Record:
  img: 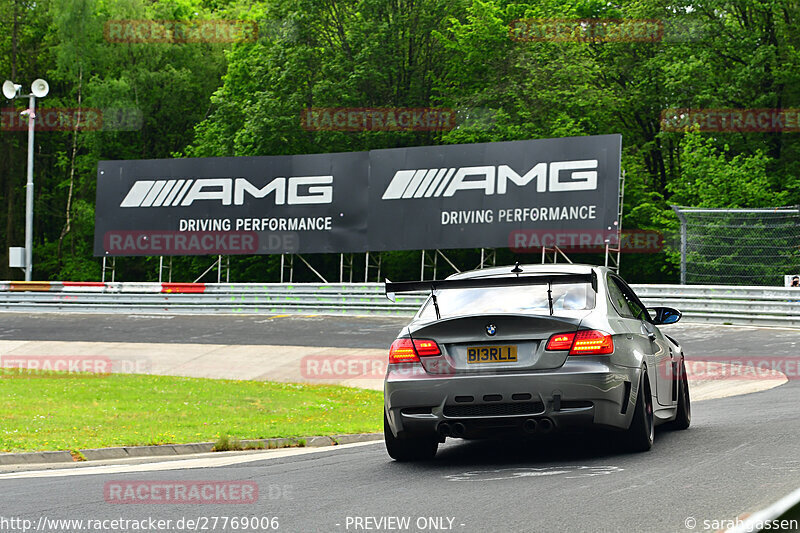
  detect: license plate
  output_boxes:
[466,345,518,364]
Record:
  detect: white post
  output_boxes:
[24,95,35,281]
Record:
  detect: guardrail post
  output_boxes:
[671,206,688,285]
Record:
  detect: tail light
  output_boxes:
[388,338,441,364]
[413,339,441,356]
[570,330,614,355]
[545,330,614,355]
[545,333,575,351]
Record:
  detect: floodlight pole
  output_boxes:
[6,78,47,280]
[24,94,36,281]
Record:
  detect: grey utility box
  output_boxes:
[8,247,26,268]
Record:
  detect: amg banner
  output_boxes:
[95,153,369,256]
[94,135,621,256]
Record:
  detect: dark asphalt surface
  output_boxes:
[0,312,798,356]
[2,384,800,533]
[0,315,798,532]
[0,313,409,348]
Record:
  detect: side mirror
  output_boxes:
[648,306,682,325]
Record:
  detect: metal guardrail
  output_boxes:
[634,284,800,327]
[0,281,798,327]
[0,282,426,316]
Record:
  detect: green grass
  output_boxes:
[0,371,383,453]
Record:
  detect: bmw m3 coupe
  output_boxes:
[383,264,690,461]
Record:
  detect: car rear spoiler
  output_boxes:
[385,271,598,318]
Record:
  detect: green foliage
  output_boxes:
[668,131,787,208]
[212,433,242,451]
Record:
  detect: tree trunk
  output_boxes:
[57,67,82,262]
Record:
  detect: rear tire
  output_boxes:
[384,413,438,462]
[622,371,654,452]
[666,359,691,430]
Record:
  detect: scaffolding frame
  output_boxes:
[280,253,328,283]
[158,256,173,283]
[603,170,625,273]
[101,256,116,283]
[193,255,230,283]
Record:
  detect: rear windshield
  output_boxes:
[417,282,596,320]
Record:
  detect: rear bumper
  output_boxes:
[384,359,641,438]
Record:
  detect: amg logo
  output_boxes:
[380,160,598,200]
[119,176,334,207]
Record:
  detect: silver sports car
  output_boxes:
[383,263,690,461]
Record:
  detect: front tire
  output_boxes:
[384,413,438,461]
[622,371,654,452]
[667,359,691,430]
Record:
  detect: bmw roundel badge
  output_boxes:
[486,324,497,336]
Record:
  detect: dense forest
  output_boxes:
[0,0,797,284]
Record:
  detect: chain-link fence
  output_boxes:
[672,206,800,286]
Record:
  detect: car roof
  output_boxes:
[446,263,605,280]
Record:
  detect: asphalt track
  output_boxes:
[0,313,408,348]
[0,313,798,355]
[0,314,798,532]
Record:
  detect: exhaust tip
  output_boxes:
[537,418,554,434]
[437,422,451,437]
[451,422,466,438]
[522,419,538,434]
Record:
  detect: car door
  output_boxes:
[610,275,675,407]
